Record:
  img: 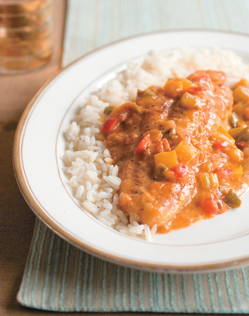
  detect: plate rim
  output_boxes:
[13,29,249,273]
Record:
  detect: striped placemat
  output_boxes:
[17,0,249,312]
[17,220,249,312]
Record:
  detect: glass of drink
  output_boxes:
[0,0,53,74]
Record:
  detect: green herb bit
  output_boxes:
[226,189,241,208]
[104,106,115,115]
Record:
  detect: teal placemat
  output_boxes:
[17,0,249,312]
[17,220,249,312]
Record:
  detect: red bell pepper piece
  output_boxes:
[199,198,221,216]
[172,163,189,179]
[214,140,230,151]
[101,118,120,133]
[156,138,170,153]
[134,134,151,154]
[213,167,233,181]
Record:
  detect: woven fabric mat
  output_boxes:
[17,0,249,312]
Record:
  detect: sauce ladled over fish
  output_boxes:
[101,71,249,233]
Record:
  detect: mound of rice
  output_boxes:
[63,47,249,241]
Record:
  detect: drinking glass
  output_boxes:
[0,0,53,74]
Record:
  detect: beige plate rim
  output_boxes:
[13,29,249,273]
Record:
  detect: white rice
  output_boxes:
[63,47,249,241]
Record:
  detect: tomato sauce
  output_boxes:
[102,71,249,234]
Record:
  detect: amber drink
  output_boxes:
[0,0,53,74]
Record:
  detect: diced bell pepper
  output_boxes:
[233,101,248,116]
[104,105,115,115]
[154,164,167,181]
[134,134,151,154]
[199,173,219,189]
[142,89,156,96]
[101,118,120,133]
[209,173,219,188]
[236,128,249,143]
[233,86,249,103]
[199,174,210,189]
[226,189,241,208]
[175,141,198,164]
[232,79,249,89]
[163,78,194,98]
[180,92,203,109]
[238,79,249,87]
[154,150,178,170]
[229,127,245,139]
[226,144,243,163]
[217,125,234,141]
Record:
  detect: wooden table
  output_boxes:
[0,1,68,315]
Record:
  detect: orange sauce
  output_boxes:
[102,71,249,234]
[159,206,204,234]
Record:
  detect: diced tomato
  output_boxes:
[172,163,189,179]
[156,138,170,153]
[101,118,120,133]
[187,86,207,94]
[134,134,151,154]
[214,140,230,151]
[199,198,221,216]
[213,167,233,181]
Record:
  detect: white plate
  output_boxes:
[14,30,249,273]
